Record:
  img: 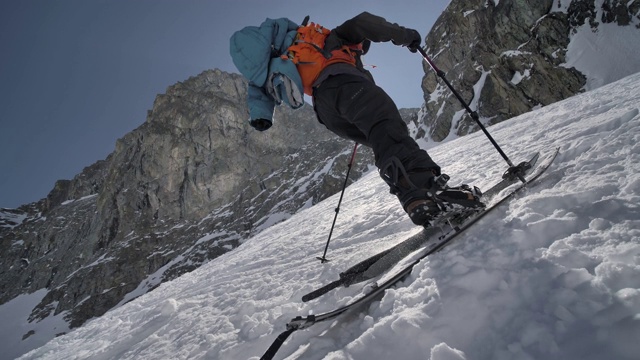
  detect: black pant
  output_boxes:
[313,74,440,175]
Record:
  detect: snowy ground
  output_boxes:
[12,70,640,360]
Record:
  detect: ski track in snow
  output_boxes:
[14,73,640,360]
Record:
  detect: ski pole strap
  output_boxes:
[349,143,359,167]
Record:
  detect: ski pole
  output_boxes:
[415,47,526,183]
[317,142,358,263]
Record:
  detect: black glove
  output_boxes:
[406,29,421,53]
[393,28,421,53]
[250,118,272,131]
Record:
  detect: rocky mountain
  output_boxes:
[419,0,640,141]
[0,69,391,338]
[3,0,639,355]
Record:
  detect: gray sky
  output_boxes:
[0,0,450,208]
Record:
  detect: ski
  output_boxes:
[301,151,541,302]
[259,148,558,360]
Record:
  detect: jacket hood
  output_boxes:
[230,18,299,87]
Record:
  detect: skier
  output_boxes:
[230,12,483,227]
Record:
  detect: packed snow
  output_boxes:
[11,69,640,360]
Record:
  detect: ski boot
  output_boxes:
[380,157,484,227]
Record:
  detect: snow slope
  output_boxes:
[15,71,640,359]
[563,2,640,91]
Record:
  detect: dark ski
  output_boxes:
[259,149,558,360]
[302,151,541,302]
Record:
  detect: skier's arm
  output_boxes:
[329,12,421,50]
[247,84,275,131]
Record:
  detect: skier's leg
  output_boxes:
[314,74,482,226]
[314,74,437,172]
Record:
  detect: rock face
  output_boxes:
[0,69,379,337]
[420,0,640,141]
[3,0,639,353]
